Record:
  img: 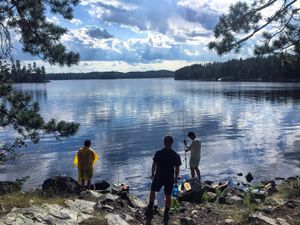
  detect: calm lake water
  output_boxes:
[1,79,300,201]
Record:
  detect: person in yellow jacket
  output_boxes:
[74,140,99,189]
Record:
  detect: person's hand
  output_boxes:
[185,149,189,152]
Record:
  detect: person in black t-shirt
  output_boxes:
[146,135,182,224]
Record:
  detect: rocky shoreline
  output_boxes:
[0,175,299,225]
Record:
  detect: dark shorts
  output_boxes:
[151,178,173,195]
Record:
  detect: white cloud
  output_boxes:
[46,16,60,24]
[69,18,82,26]
[13,0,258,67]
[27,60,200,73]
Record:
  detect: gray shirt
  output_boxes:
[188,139,201,161]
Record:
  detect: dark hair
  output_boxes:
[84,140,91,147]
[188,132,196,137]
[164,135,173,144]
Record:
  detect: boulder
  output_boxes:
[178,179,203,203]
[225,218,235,224]
[180,217,196,225]
[203,180,213,186]
[251,212,278,225]
[121,213,134,222]
[0,203,92,225]
[203,184,216,193]
[216,182,228,192]
[80,190,103,201]
[105,213,130,225]
[276,217,290,225]
[95,201,114,212]
[99,193,119,204]
[127,196,147,208]
[245,172,254,183]
[0,181,21,196]
[206,192,217,202]
[218,196,226,204]
[287,176,298,182]
[251,189,266,201]
[65,199,96,214]
[261,206,276,214]
[93,180,110,190]
[226,195,243,205]
[42,176,80,196]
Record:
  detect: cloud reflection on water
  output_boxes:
[1,79,300,201]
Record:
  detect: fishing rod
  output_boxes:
[182,102,187,169]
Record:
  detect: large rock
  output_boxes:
[127,196,147,208]
[226,195,243,205]
[93,180,110,190]
[65,199,96,214]
[80,190,103,201]
[245,172,254,183]
[178,179,203,203]
[0,203,92,225]
[180,217,196,225]
[98,193,119,204]
[206,192,217,202]
[251,212,278,225]
[216,182,228,192]
[105,213,130,225]
[0,181,21,196]
[95,201,114,212]
[42,176,80,196]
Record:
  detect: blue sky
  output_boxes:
[14,0,256,72]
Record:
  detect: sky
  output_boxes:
[14,0,256,72]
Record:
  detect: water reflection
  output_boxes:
[1,79,300,201]
[223,89,300,103]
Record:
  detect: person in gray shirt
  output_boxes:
[184,132,201,180]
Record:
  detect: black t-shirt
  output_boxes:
[153,148,182,182]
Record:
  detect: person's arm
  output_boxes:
[91,151,95,166]
[174,166,180,184]
[151,161,157,180]
[184,140,191,152]
[77,151,81,168]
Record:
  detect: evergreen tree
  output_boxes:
[174,55,300,81]
[9,62,48,83]
[0,0,80,164]
[208,0,300,57]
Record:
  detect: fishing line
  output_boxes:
[182,101,187,169]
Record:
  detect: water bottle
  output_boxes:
[172,184,179,197]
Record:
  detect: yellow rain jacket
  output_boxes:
[74,147,99,182]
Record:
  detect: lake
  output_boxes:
[1,79,300,201]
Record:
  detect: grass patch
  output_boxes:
[79,213,108,225]
[0,191,67,215]
[200,191,210,203]
[232,188,258,225]
[278,178,300,199]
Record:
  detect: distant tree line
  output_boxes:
[10,60,47,83]
[175,55,300,81]
[47,70,174,80]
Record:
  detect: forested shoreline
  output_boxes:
[175,55,300,82]
[4,56,300,83]
[10,60,47,83]
[47,70,174,80]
